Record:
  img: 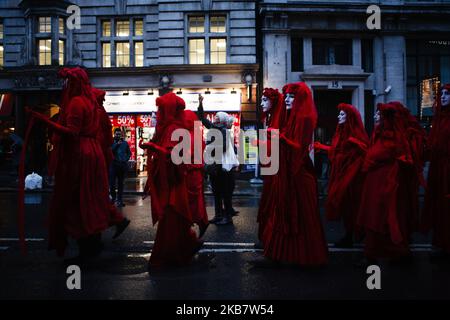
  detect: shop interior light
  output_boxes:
[205,88,211,94]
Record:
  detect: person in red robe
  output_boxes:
[314,103,369,248]
[357,103,413,264]
[184,109,209,238]
[422,84,450,260]
[144,93,203,269]
[91,87,130,239]
[256,88,286,244]
[259,82,328,267]
[27,67,111,263]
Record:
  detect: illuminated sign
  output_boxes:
[178,93,241,112]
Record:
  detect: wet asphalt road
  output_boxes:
[0,191,449,300]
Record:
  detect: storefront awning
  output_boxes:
[0,93,13,118]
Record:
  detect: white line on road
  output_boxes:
[0,238,44,242]
[0,246,9,250]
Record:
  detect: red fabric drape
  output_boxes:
[422,84,450,253]
[262,82,328,266]
[325,103,369,233]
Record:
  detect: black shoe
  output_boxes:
[231,209,239,217]
[209,216,222,224]
[193,240,204,255]
[215,216,233,225]
[113,218,130,239]
[198,223,209,238]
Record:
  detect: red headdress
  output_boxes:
[262,87,286,129]
[58,67,95,111]
[428,84,450,149]
[91,87,106,109]
[154,92,186,143]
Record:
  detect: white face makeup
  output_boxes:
[337,110,347,124]
[285,93,295,110]
[374,110,381,125]
[261,96,272,113]
[441,88,450,107]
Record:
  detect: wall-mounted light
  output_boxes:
[205,88,211,94]
[244,73,253,101]
[176,88,183,94]
[123,91,129,96]
[147,89,154,95]
[231,88,237,94]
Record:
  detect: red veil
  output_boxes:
[422,84,450,252]
[262,87,286,129]
[325,103,369,227]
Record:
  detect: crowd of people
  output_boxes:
[23,66,449,270]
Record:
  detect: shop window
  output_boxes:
[312,38,352,65]
[189,39,205,64]
[38,39,52,66]
[187,14,228,64]
[58,40,65,65]
[210,38,226,64]
[116,42,130,67]
[135,41,143,67]
[291,37,303,72]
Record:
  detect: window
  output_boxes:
[210,38,226,64]
[189,16,205,33]
[39,17,51,33]
[135,19,143,36]
[0,22,3,40]
[0,45,4,67]
[361,39,374,72]
[291,38,304,72]
[116,20,130,37]
[210,16,226,33]
[135,41,143,67]
[59,18,65,35]
[116,42,130,67]
[38,39,52,65]
[312,39,352,65]
[58,40,64,65]
[102,43,111,67]
[102,21,111,37]
[189,39,205,64]
[187,14,228,64]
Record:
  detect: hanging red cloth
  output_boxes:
[422,84,450,253]
[357,103,412,259]
[316,103,369,233]
[257,88,286,242]
[27,67,111,256]
[146,93,202,268]
[262,82,328,266]
[184,109,208,232]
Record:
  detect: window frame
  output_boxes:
[185,13,229,65]
[312,38,353,66]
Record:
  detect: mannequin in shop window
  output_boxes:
[422,84,450,261]
[314,103,369,248]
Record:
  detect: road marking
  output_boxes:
[143,241,255,247]
[0,246,9,251]
[0,238,44,242]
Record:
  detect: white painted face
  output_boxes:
[338,110,347,124]
[261,96,272,113]
[285,93,295,110]
[374,110,381,125]
[441,88,450,107]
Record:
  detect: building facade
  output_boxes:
[0,0,258,175]
[260,0,450,142]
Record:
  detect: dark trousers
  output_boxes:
[210,168,235,217]
[110,161,127,202]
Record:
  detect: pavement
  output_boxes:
[0,186,446,300]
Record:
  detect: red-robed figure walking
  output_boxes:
[357,103,413,263]
[260,82,328,266]
[143,93,203,268]
[314,103,369,248]
[256,88,286,243]
[422,84,450,259]
[27,68,111,262]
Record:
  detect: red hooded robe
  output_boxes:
[262,82,328,266]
